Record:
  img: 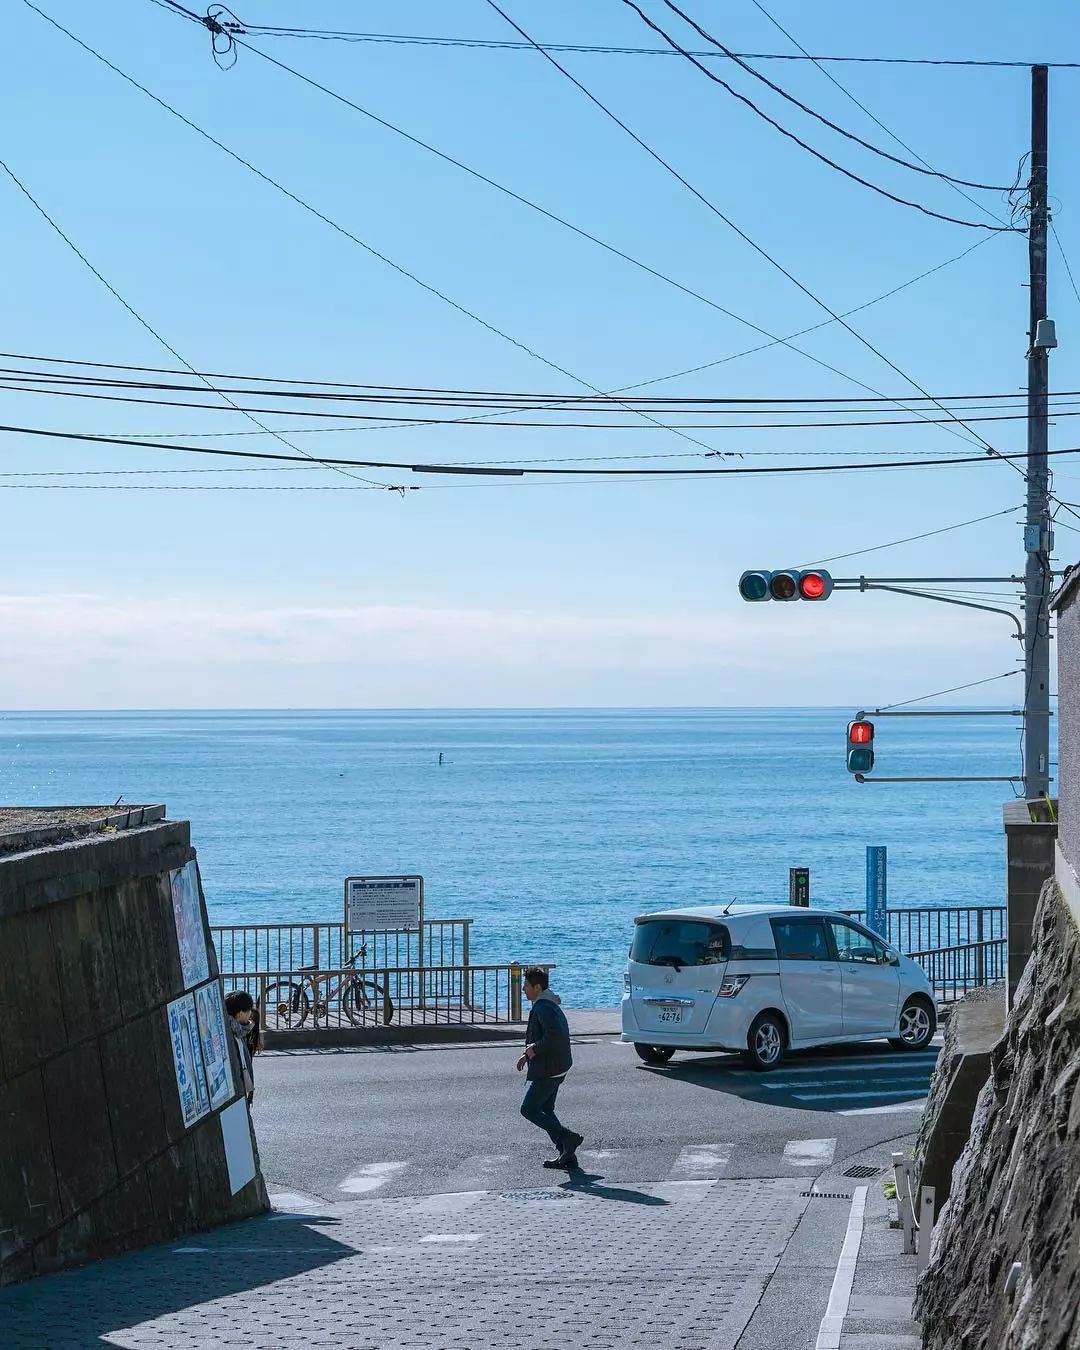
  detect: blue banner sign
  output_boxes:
[866,846,888,938]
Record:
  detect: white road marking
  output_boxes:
[578,1148,619,1162]
[671,1144,733,1179]
[762,1077,930,1090]
[794,1089,929,1102]
[783,1138,837,1167]
[815,1186,868,1349]
[267,1191,322,1213]
[338,1161,408,1195]
[441,1154,511,1191]
[418,1233,481,1243]
[838,1098,928,1117]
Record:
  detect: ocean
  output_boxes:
[0,708,1020,1006]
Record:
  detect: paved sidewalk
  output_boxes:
[1,1174,816,1350]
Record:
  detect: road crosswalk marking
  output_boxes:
[671,1143,734,1178]
[338,1161,408,1194]
[783,1138,837,1167]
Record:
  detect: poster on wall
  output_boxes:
[167,992,211,1128]
[171,860,210,989]
[194,980,235,1110]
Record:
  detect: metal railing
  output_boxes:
[210,918,472,979]
[907,939,1007,1004]
[837,904,1006,955]
[228,960,552,1032]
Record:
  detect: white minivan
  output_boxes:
[622,904,936,1069]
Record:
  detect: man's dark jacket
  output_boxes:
[525,990,573,1081]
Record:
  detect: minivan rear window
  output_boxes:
[630,920,729,968]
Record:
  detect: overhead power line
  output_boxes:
[0,153,394,490]
[649,0,1012,196]
[22,1,730,465]
[745,0,1009,229]
[799,506,1021,567]
[6,421,1080,477]
[878,670,1022,710]
[160,15,1015,426]
[483,0,1011,462]
[145,14,1080,68]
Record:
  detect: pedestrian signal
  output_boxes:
[847,719,875,776]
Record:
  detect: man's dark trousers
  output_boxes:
[520,1077,570,1151]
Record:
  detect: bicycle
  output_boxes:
[260,945,395,1029]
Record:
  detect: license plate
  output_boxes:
[657,1007,683,1024]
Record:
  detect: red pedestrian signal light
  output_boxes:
[847,719,875,775]
[737,569,834,602]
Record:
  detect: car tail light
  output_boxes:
[716,975,749,998]
[624,971,632,994]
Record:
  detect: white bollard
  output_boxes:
[892,1151,916,1256]
[916,1185,936,1275]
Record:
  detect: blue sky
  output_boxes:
[1,0,1078,707]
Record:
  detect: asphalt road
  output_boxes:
[254,1026,940,1204]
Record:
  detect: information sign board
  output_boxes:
[194,980,235,1110]
[866,846,888,938]
[345,875,423,933]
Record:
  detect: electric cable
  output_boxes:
[744,0,1010,229]
[621,0,1016,229]
[0,153,394,490]
[6,420,1080,476]
[650,0,1013,195]
[482,0,1015,461]
[19,0,729,466]
[144,13,1080,67]
[1052,223,1080,309]
[798,507,1021,567]
[877,671,1022,711]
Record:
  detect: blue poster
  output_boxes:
[866,846,888,938]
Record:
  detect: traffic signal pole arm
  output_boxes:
[835,582,1024,643]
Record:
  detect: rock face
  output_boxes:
[916,879,1080,1349]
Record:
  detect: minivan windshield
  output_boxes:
[630,919,729,969]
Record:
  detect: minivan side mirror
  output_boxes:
[886,950,900,966]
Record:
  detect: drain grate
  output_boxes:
[843,1164,884,1179]
[801,1191,853,1200]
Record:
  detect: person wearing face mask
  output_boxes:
[225,990,261,1106]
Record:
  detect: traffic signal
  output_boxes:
[738,569,833,602]
[847,719,875,775]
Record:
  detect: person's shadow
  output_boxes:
[558,1169,669,1206]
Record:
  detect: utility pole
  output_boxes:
[1023,64,1052,801]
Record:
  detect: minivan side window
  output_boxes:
[630,920,729,968]
[828,920,885,965]
[771,917,831,961]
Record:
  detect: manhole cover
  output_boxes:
[843,1164,884,1178]
[801,1192,853,1200]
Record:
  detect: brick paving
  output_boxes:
[0,1176,811,1350]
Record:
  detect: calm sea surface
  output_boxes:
[0,709,1020,1005]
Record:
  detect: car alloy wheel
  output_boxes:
[899,1002,932,1047]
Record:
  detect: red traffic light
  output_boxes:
[848,720,874,745]
[799,571,833,601]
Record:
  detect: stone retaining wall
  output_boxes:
[0,818,268,1286]
[916,877,1080,1347]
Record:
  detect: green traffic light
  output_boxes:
[739,572,770,601]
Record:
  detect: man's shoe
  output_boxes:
[542,1158,572,1169]
[558,1132,584,1164]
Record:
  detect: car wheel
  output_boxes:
[744,1012,785,1071]
[634,1044,675,1065]
[890,997,936,1051]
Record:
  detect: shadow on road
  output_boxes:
[558,1171,669,1205]
[0,1212,355,1347]
[639,1040,939,1113]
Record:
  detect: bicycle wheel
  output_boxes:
[261,981,310,1029]
[342,977,395,1027]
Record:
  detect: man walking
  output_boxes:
[516,967,584,1169]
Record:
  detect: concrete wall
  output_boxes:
[1002,801,1056,1009]
[0,817,268,1286]
[1055,571,1080,878]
